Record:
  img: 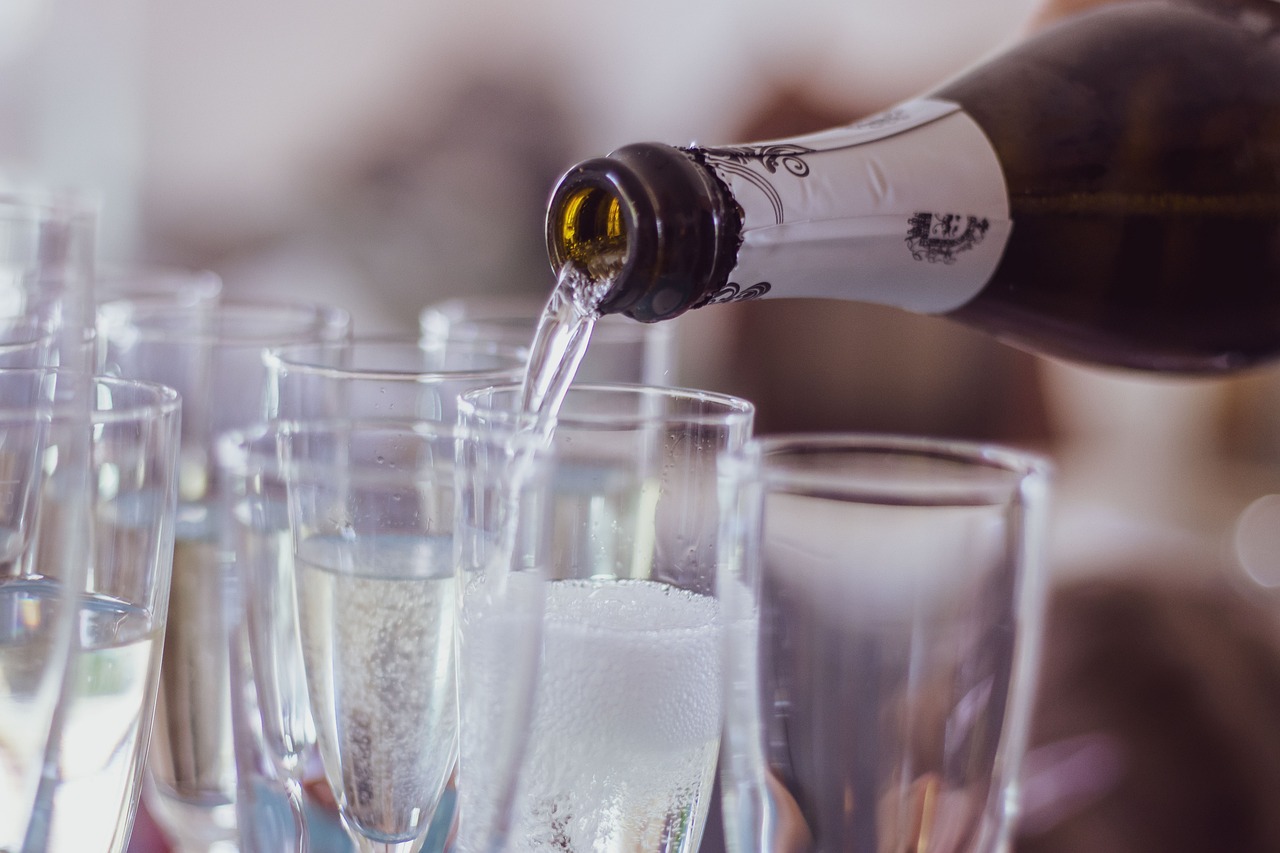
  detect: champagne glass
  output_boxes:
[215,337,524,851]
[420,292,676,385]
[0,190,96,851]
[281,419,547,853]
[97,298,352,852]
[455,383,754,853]
[0,371,181,852]
[0,189,96,369]
[216,423,320,853]
[717,435,1051,853]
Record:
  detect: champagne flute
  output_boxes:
[0,188,96,369]
[717,434,1051,853]
[97,298,352,852]
[281,419,548,853]
[222,336,527,852]
[13,373,181,852]
[216,423,319,853]
[0,189,96,851]
[455,383,754,853]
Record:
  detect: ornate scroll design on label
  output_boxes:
[695,281,772,308]
[905,212,991,264]
[694,144,815,225]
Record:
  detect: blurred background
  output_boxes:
[8,0,1280,849]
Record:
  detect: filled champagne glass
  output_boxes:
[281,419,548,853]
[231,335,529,851]
[455,383,753,853]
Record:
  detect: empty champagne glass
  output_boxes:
[282,419,547,853]
[717,435,1051,853]
[98,298,352,852]
[455,383,754,853]
[0,371,181,852]
[420,293,675,385]
[216,423,320,853]
[0,189,96,367]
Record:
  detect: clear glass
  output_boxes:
[0,190,96,369]
[216,424,318,853]
[0,190,97,851]
[455,383,754,853]
[97,299,352,853]
[0,372,181,853]
[420,293,676,385]
[257,335,530,850]
[281,419,548,853]
[265,336,528,424]
[717,435,1051,853]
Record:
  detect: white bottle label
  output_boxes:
[692,98,1011,314]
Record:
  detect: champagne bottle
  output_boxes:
[545,0,1280,372]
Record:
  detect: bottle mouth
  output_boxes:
[551,185,628,282]
[546,144,738,322]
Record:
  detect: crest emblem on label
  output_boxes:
[905,212,991,264]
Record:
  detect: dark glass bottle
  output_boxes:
[546,0,1280,372]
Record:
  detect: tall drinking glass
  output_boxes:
[0,190,97,850]
[282,419,548,853]
[0,190,96,368]
[718,435,1051,853]
[98,299,352,852]
[252,337,529,847]
[420,293,675,385]
[216,424,321,853]
[0,371,181,852]
[455,383,754,853]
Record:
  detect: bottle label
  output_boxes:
[692,98,1010,314]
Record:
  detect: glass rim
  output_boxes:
[0,314,54,352]
[215,416,545,481]
[94,265,223,301]
[0,369,180,423]
[96,297,351,346]
[264,336,529,383]
[0,187,97,222]
[458,381,755,429]
[727,432,1052,507]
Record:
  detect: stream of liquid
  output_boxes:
[517,261,611,430]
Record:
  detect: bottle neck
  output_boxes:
[545,143,741,322]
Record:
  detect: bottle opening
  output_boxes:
[554,187,628,281]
